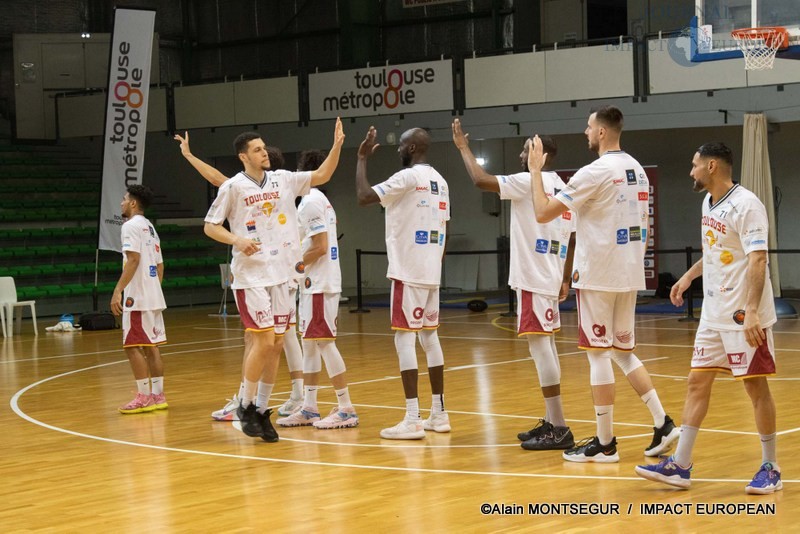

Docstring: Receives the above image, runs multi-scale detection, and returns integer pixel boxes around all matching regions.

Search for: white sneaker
[380,418,425,440]
[276,409,320,427]
[423,411,451,433]
[211,395,240,421]
[277,397,303,416]
[313,407,359,429]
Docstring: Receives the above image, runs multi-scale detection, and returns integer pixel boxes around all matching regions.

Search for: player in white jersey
[452,118,576,451]
[636,143,781,494]
[356,126,451,440]
[111,185,168,414]
[277,149,359,429]
[528,106,678,463]
[194,120,344,441]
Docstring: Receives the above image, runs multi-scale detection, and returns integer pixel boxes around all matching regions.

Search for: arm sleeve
[373,170,415,208]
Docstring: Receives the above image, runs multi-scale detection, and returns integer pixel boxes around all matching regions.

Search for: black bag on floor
[79,312,118,330]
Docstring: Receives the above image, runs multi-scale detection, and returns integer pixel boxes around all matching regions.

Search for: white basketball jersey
[298,188,341,294]
[121,214,166,311]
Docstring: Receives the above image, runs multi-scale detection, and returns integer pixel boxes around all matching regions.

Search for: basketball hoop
[731,26,789,70]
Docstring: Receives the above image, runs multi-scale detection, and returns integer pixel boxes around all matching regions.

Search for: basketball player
[356,126,451,440]
[112,185,168,414]
[277,149,359,429]
[452,119,575,450]
[636,143,781,494]
[202,119,345,441]
[527,106,679,462]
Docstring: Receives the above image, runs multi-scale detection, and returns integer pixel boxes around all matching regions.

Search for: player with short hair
[528,106,679,462]
[636,142,781,494]
[112,185,168,414]
[452,118,575,450]
[356,126,451,440]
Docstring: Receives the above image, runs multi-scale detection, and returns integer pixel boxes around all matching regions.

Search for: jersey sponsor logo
[246,220,256,232]
[416,200,429,208]
[615,330,633,344]
[148,226,155,237]
[612,178,625,185]
[629,226,641,241]
[592,324,607,338]
[310,224,325,232]
[282,241,292,248]
[413,307,424,320]
[415,230,429,244]
[616,229,628,244]
[535,239,549,254]
[295,261,305,273]
[155,244,160,253]
[642,228,647,243]
[304,277,312,289]
[415,185,430,192]
[720,250,733,264]
[750,239,766,245]
[572,270,580,283]
[549,240,560,255]
[732,309,746,325]
[626,169,637,185]
[561,212,572,220]
[439,201,447,210]
[269,249,279,256]
[430,181,439,194]
[278,213,287,225]
[256,310,269,324]
[719,285,734,294]
[149,265,157,277]
[439,233,445,246]
[559,192,574,201]
[499,176,508,184]
[244,191,280,206]
[430,230,439,243]
[125,297,134,307]
[330,246,338,260]
[701,216,726,234]
[638,192,649,201]
[727,352,747,366]
[261,202,275,217]
[560,244,567,259]
[376,185,386,196]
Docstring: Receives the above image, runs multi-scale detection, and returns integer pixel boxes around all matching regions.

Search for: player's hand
[669,276,691,307]
[558,281,570,303]
[452,118,469,150]
[743,310,766,347]
[234,237,261,256]
[110,290,123,316]
[173,131,191,157]
[527,135,548,172]
[332,117,345,148]
[358,126,380,159]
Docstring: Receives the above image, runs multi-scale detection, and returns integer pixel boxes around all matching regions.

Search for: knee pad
[318,341,347,378]
[282,324,303,372]
[611,350,643,376]
[527,335,560,387]
[418,329,444,368]
[302,339,322,374]
[394,330,418,372]
[587,351,615,386]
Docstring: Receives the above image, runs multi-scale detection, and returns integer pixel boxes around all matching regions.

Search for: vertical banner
[98,8,155,251]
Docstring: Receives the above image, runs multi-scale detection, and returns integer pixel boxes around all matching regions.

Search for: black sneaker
[521,425,575,450]
[517,419,553,441]
[238,403,265,438]
[644,415,680,457]
[260,408,279,443]
[562,436,619,463]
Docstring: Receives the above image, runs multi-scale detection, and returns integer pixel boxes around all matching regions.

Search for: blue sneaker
[635,455,692,489]
[746,462,783,495]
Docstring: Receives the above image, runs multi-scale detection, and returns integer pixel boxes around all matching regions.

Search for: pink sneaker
[313,407,359,429]
[151,393,168,410]
[119,392,156,414]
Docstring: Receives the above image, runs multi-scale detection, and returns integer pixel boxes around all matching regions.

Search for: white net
[732,28,787,70]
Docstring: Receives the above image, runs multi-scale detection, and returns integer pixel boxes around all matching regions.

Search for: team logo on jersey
[616,330,633,344]
[626,169,637,185]
[549,240,560,255]
[720,250,733,264]
[153,326,164,337]
[295,261,305,274]
[638,192,649,201]
[246,220,256,232]
[732,309,746,325]
[704,230,717,248]
[727,352,747,366]
[629,227,641,242]
[304,277,312,289]
[592,324,607,338]
[125,297,134,307]
[149,265,157,277]
[262,202,275,216]
[415,231,429,244]
[256,310,269,324]
[413,307,424,320]
[425,310,439,322]
[572,270,580,283]
[278,213,287,225]
[545,308,554,322]
[535,239,549,254]
[430,230,439,244]
[616,229,628,244]
[430,181,439,194]
[330,246,338,260]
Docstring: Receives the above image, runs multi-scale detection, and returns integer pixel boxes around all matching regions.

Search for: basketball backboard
[692,0,800,62]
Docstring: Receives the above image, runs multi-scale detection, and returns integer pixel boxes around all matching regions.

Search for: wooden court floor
[2,303,798,532]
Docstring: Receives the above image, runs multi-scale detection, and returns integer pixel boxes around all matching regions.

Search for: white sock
[256,382,274,414]
[674,425,698,467]
[431,393,445,414]
[595,404,614,445]
[237,381,245,401]
[290,378,304,401]
[136,378,150,395]
[641,389,666,428]
[150,377,163,395]
[336,387,353,410]
[760,433,778,466]
[544,395,566,427]
[243,379,258,408]
[303,386,319,412]
[405,397,420,420]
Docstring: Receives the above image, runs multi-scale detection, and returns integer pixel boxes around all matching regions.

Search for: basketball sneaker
[517,419,553,442]
[118,392,156,414]
[276,409,320,427]
[277,397,303,417]
[745,462,782,495]
[644,415,680,457]
[521,425,574,450]
[562,436,619,463]
[260,408,279,443]
[211,395,240,421]
[634,455,692,489]
[313,407,359,429]
[237,403,265,438]
[151,393,168,411]
[380,418,425,440]
[422,411,451,433]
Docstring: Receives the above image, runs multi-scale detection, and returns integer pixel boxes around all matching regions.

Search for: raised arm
[174,131,229,187]
[356,126,381,206]
[311,117,346,187]
[452,118,499,193]
[528,136,568,223]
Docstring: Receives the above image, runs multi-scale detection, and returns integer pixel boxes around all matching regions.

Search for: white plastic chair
[0,277,38,337]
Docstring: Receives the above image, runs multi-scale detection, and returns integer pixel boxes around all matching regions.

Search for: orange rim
[731,27,789,50]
